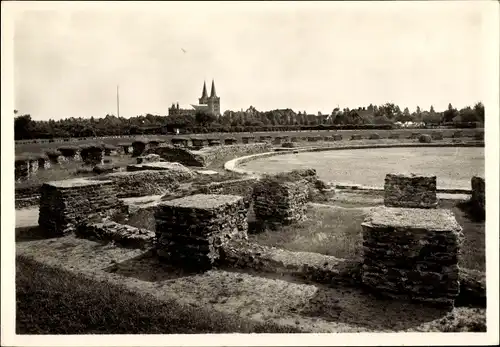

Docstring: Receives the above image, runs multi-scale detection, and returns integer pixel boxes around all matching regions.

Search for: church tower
[207,79,221,116]
[199,81,209,105]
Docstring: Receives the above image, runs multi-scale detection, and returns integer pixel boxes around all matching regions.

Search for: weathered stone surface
[252,175,309,225]
[419,134,432,143]
[194,177,258,208]
[136,153,161,164]
[171,137,190,147]
[145,145,206,166]
[191,138,207,147]
[127,162,195,179]
[384,173,438,208]
[431,132,444,140]
[220,239,362,286]
[155,194,249,270]
[38,178,122,235]
[97,170,182,198]
[361,207,463,308]
[242,136,254,144]
[76,220,155,249]
[471,176,485,216]
[93,163,119,174]
[15,185,41,209]
[224,138,238,145]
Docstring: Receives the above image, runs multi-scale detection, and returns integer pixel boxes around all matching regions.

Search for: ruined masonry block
[361,207,463,308]
[384,173,438,209]
[155,194,249,270]
[471,176,485,216]
[136,153,161,164]
[38,178,121,235]
[76,220,155,249]
[252,178,309,225]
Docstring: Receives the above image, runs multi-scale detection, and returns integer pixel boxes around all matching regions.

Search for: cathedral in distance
[168,80,220,117]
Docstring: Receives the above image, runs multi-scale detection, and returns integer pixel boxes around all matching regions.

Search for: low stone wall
[194,177,258,207]
[369,133,381,140]
[225,138,238,145]
[220,240,362,286]
[136,153,162,164]
[252,176,309,226]
[361,207,463,308]
[15,185,41,209]
[58,147,81,161]
[193,143,273,167]
[191,138,206,147]
[471,176,485,217]
[171,138,190,147]
[432,132,444,140]
[97,170,182,198]
[384,173,438,208]
[126,162,195,180]
[351,134,362,140]
[145,145,207,166]
[38,178,121,235]
[155,194,249,270]
[75,220,155,249]
[242,136,255,144]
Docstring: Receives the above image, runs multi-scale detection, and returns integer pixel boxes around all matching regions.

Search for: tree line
[14,102,484,140]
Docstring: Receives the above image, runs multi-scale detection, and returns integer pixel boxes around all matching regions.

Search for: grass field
[241,146,484,190]
[249,198,485,272]
[16,255,301,334]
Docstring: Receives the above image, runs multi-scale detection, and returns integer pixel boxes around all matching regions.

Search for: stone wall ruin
[252,175,310,226]
[155,194,249,270]
[38,178,121,235]
[361,207,463,308]
[471,176,485,217]
[384,173,438,209]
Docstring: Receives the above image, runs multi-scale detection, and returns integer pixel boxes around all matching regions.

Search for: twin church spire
[200,80,217,102]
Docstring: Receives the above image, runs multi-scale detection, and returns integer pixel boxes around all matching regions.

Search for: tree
[429,105,435,114]
[474,102,485,123]
[195,111,216,126]
[443,103,459,123]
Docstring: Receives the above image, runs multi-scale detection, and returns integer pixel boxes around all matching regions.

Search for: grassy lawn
[242,146,484,190]
[250,200,485,272]
[16,255,301,334]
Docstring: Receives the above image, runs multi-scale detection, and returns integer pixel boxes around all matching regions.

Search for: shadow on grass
[454,199,485,223]
[300,286,452,332]
[102,250,201,282]
[15,226,62,242]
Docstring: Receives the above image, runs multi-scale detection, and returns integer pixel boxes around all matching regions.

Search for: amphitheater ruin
[15,129,487,332]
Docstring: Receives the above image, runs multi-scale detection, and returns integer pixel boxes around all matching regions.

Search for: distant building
[168,80,221,117]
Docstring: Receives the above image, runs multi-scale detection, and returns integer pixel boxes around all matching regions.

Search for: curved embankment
[224,141,484,194]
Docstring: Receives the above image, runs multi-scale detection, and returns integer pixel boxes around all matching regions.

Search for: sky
[12,1,489,120]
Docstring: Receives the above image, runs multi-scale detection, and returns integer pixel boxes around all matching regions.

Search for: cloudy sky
[12,1,489,120]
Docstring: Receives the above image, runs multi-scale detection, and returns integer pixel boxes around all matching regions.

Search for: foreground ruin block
[76,220,155,249]
[38,178,121,235]
[384,173,438,208]
[471,176,485,217]
[155,194,249,270]
[361,207,463,308]
[252,176,309,225]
